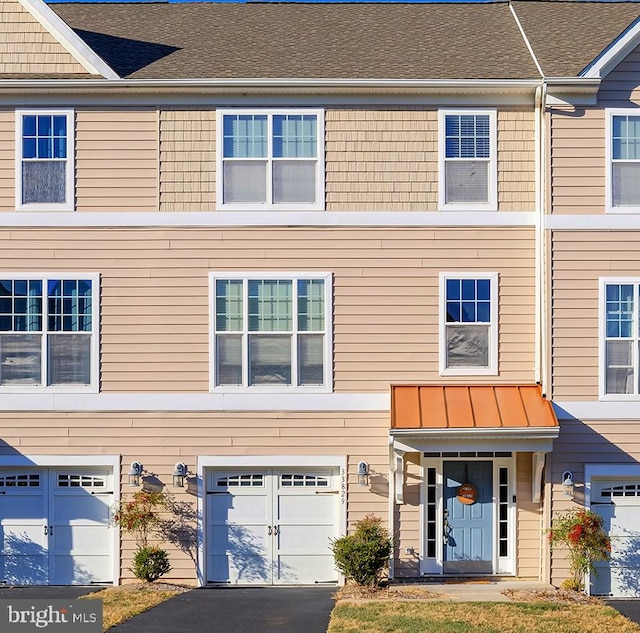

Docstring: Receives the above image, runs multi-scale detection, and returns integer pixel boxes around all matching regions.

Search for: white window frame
[439,272,498,376]
[209,271,332,392]
[0,272,99,393]
[216,108,325,212]
[15,109,75,212]
[606,109,640,213]
[438,109,497,212]
[599,277,640,400]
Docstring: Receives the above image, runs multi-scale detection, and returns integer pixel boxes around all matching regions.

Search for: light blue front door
[443,461,493,574]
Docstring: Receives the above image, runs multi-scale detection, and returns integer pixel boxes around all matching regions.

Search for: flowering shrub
[112,491,168,549]
[547,509,611,591]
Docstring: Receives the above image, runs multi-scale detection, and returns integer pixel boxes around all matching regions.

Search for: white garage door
[0,469,114,585]
[592,480,640,597]
[207,469,339,585]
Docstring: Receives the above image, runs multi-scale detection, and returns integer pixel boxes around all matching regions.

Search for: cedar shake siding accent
[156,107,535,212]
[0,0,88,76]
[0,410,389,584]
[0,226,535,393]
[550,230,640,401]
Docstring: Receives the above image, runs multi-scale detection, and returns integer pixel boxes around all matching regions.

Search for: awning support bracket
[532,451,546,504]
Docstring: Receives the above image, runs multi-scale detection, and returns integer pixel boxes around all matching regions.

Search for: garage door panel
[51,554,112,585]
[0,553,48,585]
[275,555,337,584]
[277,494,336,523]
[277,524,335,553]
[52,494,111,524]
[0,495,45,521]
[208,523,269,556]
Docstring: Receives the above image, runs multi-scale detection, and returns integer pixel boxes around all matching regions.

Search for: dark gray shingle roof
[51,1,541,80]
[512,1,640,77]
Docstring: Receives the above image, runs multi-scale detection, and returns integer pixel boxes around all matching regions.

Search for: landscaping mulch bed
[334,585,443,601]
[502,589,603,605]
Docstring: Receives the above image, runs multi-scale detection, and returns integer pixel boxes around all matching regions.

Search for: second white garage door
[592,480,640,597]
[207,468,339,585]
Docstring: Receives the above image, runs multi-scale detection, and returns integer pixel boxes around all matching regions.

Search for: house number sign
[456,483,478,505]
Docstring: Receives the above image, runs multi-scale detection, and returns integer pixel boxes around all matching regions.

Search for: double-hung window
[217,109,324,210]
[16,110,74,211]
[0,274,98,390]
[440,273,498,375]
[438,109,497,211]
[601,279,640,397]
[210,273,331,390]
[607,110,640,212]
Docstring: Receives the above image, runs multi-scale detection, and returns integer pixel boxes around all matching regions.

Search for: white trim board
[545,215,640,230]
[16,0,118,79]
[1,211,536,228]
[554,400,640,421]
[0,392,391,412]
[581,17,640,80]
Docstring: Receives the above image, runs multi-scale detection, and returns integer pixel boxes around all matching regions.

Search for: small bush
[132,546,171,582]
[331,515,393,586]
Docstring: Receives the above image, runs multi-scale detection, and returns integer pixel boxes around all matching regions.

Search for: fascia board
[16,0,119,79]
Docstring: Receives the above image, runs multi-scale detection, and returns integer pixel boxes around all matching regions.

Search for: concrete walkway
[391,580,554,602]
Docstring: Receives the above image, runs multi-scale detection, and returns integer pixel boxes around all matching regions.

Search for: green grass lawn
[328,600,640,633]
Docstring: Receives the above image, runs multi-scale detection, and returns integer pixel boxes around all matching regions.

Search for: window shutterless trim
[15,109,75,212]
[438,108,497,212]
[208,271,332,392]
[0,272,99,393]
[439,271,499,376]
[605,109,640,213]
[599,277,640,399]
[216,108,325,212]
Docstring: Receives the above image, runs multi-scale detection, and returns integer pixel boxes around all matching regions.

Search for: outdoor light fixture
[128,461,143,487]
[357,461,370,487]
[562,471,575,499]
[173,462,188,488]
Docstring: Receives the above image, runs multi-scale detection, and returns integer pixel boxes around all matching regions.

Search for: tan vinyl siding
[0,0,90,75]
[549,107,605,215]
[159,109,215,211]
[75,109,158,212]
[550,230,640,400]
[0,226,535,392]
[157,107,534,212]
[598,43,640,106]
[0,410,388,584]
[548,418,640,587]
[394,452,422,578]
[0,109,13,210]
[516,452,542,579]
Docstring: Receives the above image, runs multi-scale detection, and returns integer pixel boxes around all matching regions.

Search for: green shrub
[132,546,172,582]
[331,515,393,586]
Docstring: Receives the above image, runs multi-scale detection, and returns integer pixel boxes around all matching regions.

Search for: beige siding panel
[0,226,535,392]
[394,452,422,578]
[326,107,534,211]
[549,108,606,215]
[75,109,158,212]
[0,0,89,75]
[516,453,542,579]
[159,109,216,211]
[0,410,388,584]
[0,109,14,211]
[599,45,640,106]
[551,230,640,400]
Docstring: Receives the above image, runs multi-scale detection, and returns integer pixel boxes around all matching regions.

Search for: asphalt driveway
[109,586,335,633]
[604,600,640,626]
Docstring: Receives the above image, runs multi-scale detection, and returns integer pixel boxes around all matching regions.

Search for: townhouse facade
[0,0,639,597]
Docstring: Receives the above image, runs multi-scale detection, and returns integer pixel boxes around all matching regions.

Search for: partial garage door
[207,469,339,585]
[592,480,640,597]
[0,468,114,585]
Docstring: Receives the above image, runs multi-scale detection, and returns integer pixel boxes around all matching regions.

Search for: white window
[0,274,99,391]
[600,279,640,397]
[607,110,640,212]
[210,272,332,391]
[438,109,497,211]
[439,273,498,375]
[217,109,324,211]
[16,110,74,211]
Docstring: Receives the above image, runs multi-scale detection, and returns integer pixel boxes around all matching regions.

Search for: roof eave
[0,77,543,96]
[544,77,602,107]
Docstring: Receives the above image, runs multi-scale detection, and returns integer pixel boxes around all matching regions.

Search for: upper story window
[210,272,332,391]
[607,111,640,212]
[16,110,74,211]
[217,109,324,211]
[601,279,640,397]
[438,110,497,211]
[0,274,98,391]
[440,273,498,375]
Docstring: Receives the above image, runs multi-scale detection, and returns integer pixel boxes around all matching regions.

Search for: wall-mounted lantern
[562,471,575,499]
[173,462,188,488]
[357,461,369,487]
[128,461,143,487]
